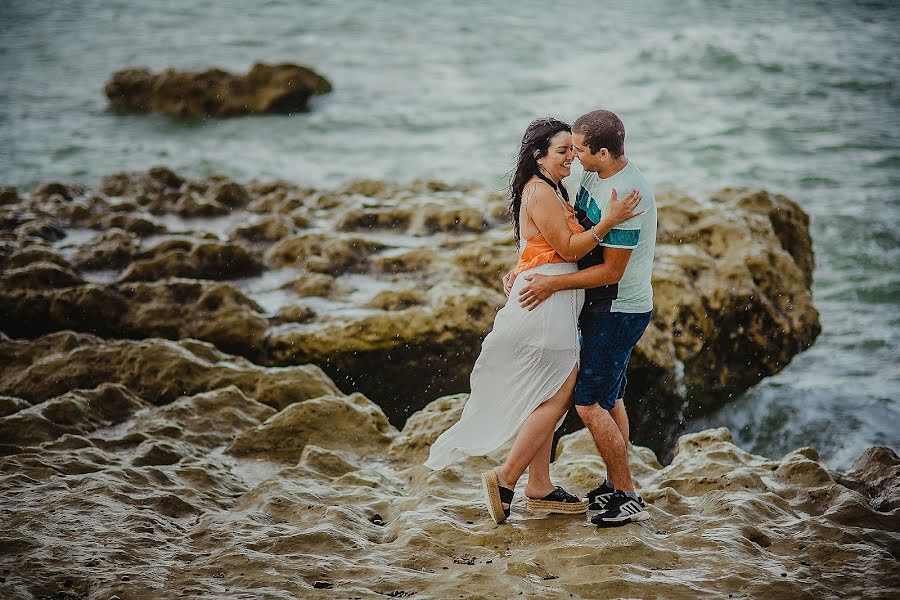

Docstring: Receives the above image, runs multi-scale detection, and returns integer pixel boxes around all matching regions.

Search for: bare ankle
[494,467,516,490]
[609,476,634,492]
[524,482,555,498]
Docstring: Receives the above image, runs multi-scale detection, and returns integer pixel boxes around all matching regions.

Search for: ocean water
[1,0,897,468]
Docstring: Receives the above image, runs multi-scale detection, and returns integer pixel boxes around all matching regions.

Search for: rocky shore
[104,63,332,117]
[1,171,896,597]
[0,333,897,598]
[0,168,820,453]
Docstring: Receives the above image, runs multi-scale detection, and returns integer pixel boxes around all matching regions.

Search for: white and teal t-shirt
[573,160,656,313]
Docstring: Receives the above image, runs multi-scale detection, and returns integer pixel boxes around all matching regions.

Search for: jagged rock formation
[104,62,332,117]
[0,364,896,599]
[0,168,820,451]
[0,332,338,411]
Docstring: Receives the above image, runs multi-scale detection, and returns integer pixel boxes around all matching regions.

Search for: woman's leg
[494,365,578,506]
[523,434,554,499]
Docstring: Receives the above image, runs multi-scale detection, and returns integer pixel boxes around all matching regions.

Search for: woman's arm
[525,184,642,262]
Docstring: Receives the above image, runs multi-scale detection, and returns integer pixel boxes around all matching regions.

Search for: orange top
[513,202,585,275]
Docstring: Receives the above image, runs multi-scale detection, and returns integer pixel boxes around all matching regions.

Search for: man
[518,109,656,525]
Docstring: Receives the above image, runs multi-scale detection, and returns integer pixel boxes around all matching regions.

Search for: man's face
[572,133,603,173]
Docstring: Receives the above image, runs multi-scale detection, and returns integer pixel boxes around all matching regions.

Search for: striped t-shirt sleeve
[601,211,644,249]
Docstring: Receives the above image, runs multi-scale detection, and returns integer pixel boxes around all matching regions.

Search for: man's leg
[575,310,633,491]
[576,403,633,491]
[576,311,652,524]
[609,398,629,444]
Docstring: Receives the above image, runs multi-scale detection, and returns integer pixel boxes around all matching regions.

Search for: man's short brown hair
[573,110,625,157]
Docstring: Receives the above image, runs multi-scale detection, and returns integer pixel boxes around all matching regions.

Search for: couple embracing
[425,110,657,527]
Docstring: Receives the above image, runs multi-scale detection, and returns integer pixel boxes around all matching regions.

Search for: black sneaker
[583,479,615,511]
[590,491,649,525]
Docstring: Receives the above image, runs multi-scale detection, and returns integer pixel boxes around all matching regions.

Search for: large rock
[1,380,896,599]
[0,332,339,410]
[266,232,386,274]
[0,260,84,289]
[651,188,820,406]
[119,238,264,282]
[0,170,820,455]
[387,393,467,464]
[0,281,269,357]
[0,380,280,597]
[72,228,141,270]
[104,62,332,118]
[266,290,503,424]
[0,383,148,449]
[264,185,821,454]
[837,446,900,513]
[614,188,822,452]
[99,170,254,216]
[0,246,72,271]
[227,393,397,462]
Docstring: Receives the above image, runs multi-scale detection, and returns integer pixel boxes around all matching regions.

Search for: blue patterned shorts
[575,305,652,410]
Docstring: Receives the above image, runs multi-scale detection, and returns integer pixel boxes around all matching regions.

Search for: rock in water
[104,62,332,117]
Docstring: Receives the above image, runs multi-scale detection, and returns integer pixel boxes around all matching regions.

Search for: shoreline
[0,168,895,597]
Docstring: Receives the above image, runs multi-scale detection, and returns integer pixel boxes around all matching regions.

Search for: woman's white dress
[425,261,585,470]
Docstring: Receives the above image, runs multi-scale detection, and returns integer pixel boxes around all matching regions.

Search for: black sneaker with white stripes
[583,479,615,511]
[590,490,649,525]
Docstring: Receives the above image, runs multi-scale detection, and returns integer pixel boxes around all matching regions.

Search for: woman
[424,117,642,524]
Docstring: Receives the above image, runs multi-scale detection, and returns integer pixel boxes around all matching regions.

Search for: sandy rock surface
[104,62,332,117]
[0,332,338,411]
[1,368,896,599]
[0,169,819,452]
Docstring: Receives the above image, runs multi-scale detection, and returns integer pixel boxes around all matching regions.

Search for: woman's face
[539,131,574,182]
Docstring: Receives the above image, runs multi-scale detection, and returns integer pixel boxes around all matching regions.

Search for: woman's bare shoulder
[522,178,558,207]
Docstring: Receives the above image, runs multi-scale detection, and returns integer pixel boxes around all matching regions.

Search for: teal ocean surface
[1,0,897,467]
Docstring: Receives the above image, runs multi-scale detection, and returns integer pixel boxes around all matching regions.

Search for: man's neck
[597,156,628,179]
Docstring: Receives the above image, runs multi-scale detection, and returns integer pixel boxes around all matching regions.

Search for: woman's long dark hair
[508,117,571,248]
